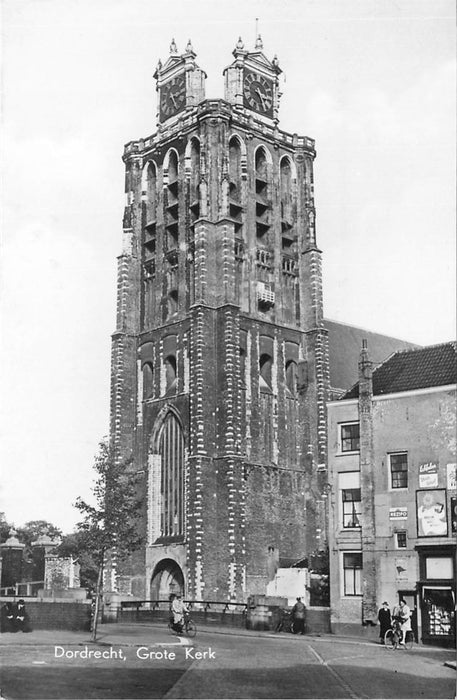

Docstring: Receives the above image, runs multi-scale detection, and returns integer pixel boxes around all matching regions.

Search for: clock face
[160,75,186,121]
[243,71,273,116]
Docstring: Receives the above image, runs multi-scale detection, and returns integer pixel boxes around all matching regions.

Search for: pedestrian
[168,593,176,627]
[291,597,306,635]
[14,599,32,633]
[395,599,411,645]
[377,601,391,643]
[1,602,16,633]
[171,593,187,634]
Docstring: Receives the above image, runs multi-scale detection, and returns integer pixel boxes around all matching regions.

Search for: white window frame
[388,451,408,491]
[338,471,361,530]
[339,421,360,454]
[341,550,363,597]
[395,530,407,549]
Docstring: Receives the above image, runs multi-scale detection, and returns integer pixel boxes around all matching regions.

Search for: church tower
[110,37,330,600]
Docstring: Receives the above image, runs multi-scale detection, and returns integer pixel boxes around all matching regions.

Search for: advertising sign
[389,508,407,520]
[447,464,456,491]
[419,463,438,488]
[416,489,448,537]
[451,497,457,535]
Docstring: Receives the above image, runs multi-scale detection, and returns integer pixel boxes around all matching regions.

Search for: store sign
[416,489,448,537]
[451,497,457,535]
[419,462,438,488]
[389,508,407,520]
[447,463,456,491]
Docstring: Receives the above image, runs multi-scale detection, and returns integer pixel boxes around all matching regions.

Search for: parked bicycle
[168,610,197,638]
[274,608,295,634]
[384,619,413,650]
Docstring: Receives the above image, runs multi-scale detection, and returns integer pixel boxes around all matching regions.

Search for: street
[0,623,455,699]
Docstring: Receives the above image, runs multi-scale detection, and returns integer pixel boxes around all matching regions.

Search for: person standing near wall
[377,601,391,643]
[292,597,306,635]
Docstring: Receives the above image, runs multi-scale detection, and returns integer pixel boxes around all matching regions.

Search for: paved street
[0,623,455,699]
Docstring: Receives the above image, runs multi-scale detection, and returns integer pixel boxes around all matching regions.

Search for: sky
[0,0,455,534]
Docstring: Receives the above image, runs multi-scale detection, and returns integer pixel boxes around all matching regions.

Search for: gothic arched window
[165,354,177,394]
[144,161,157,224]
[142,362,154,399]
[259,353,272,390]
[285,359,297,395]
[159,412,185,538]
[229,137,242,201]
[280,156,292,223]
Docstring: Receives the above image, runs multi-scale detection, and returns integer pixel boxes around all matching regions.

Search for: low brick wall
[118,605,330,634]
[118,607,246,628]
[0,598,91,631]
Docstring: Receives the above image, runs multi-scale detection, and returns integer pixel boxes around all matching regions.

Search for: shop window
[342,489,361,528]
[395,531,407,549]
[389,452,408,489]
[343,552,362,596]
[422,587,455,638]
[340,422,360,452]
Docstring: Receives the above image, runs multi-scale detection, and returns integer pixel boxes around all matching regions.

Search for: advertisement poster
[419,463,438,488]
[451,497,457,535]
[446,463,456,491]
[416,490,448,537]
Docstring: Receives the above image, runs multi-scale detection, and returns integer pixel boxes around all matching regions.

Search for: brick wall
[0,599,91,631]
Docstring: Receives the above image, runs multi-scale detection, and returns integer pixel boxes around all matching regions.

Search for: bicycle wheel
[185,619,197,638]
[384,629,397,649]
[168,621,175,635]
[404,631,413,650]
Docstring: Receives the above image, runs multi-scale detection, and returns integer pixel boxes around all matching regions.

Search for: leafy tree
[16,520,62,547]
[74,439,143,641]
[0,513,12,543]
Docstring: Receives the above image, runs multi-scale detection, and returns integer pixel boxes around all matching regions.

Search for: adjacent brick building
[327,341,456,646]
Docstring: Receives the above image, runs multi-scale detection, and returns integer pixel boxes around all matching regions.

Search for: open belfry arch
[109,36,330,601]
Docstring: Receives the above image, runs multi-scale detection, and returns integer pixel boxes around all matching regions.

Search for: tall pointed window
[159,413,185,538]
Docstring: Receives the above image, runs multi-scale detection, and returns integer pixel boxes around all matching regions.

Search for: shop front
[416,545,456,647]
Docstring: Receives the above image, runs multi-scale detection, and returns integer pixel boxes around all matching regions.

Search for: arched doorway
[150,559,184,599]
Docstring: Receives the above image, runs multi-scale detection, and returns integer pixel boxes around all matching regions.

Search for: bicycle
[274,609,295,634]
[168,611,197,638]
[384,620,413,650]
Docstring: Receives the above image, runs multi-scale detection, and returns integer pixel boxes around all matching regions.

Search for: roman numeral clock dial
[160,75,186,121]
[243,71,273,116]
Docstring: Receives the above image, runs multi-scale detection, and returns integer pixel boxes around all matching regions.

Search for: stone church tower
[110,37,330,601]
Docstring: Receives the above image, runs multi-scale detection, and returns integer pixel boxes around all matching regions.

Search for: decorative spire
[255,33,263,50]
[170,38,178,54]
[156,58,162,72]
[236,36,244,50]
[272,54,279,67]
[186,39,194,53]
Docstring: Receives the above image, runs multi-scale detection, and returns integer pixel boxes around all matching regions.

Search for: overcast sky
[1,0,455,534]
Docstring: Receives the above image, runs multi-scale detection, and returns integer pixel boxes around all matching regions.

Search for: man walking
[292,597,306,635]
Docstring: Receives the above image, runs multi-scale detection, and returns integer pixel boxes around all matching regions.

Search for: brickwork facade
[108,39,330,602]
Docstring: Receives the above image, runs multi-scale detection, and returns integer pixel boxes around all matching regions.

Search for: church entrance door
[150,558,184,600]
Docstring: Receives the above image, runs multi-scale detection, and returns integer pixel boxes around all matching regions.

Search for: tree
[74,439,143,641]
